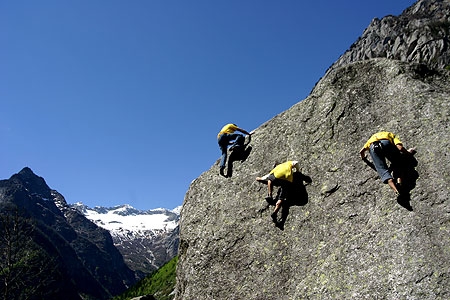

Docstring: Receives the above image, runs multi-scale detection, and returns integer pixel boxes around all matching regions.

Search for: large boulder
[175,58,450,299]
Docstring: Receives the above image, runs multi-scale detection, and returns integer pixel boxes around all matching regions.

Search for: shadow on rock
[262,172,312,230]
[392,153,419,211]
[363,152,418,211]
[226,145,252,178]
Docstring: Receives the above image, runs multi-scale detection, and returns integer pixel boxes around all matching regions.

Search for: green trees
[0,209,59,300]
[114,256,178,300]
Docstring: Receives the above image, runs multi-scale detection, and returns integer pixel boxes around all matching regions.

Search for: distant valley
[73,203,180,278]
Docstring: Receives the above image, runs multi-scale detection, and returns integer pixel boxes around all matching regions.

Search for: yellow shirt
[217,124,238,138]
[362,132,402,150]
[270,161,298,182]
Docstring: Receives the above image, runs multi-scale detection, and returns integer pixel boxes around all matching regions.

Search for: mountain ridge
[0,167,137,299]
[0,167,181,298]
[329,0,450,72]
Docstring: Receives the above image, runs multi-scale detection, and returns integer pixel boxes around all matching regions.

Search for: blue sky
[1,0,416,210]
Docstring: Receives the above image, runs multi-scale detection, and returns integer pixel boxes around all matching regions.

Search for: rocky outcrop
[330,0,450,72]
[175,60,450,299]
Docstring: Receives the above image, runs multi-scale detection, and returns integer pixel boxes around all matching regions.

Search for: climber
[256,160,300,223]
[217,123,251,177]
[359,131,416,195]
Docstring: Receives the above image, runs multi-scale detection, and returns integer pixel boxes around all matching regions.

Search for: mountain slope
[175,1,450,299]
[114,256,177,300]
[74,203,180,278]
[0,168,137,299]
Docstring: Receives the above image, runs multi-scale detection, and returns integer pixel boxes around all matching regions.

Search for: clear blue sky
[1,0,416,210]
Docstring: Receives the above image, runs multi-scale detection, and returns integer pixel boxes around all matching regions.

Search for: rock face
[175,1,450,298]
[330,0,450,71]
[176,59,450,300]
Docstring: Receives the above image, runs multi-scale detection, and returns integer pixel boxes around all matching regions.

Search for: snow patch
[83,205,179,234]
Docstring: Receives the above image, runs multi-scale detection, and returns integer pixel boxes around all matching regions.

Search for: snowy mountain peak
[72,203,180,237]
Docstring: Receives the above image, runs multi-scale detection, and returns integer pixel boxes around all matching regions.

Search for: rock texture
[175,1,450,299]
[176,58,450,300]
[330,0,450,72]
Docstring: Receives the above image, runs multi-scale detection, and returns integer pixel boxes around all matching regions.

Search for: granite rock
[175,59,450,299]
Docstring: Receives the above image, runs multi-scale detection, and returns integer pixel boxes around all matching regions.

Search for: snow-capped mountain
[72,202,181,278]
[74,203,180,236]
